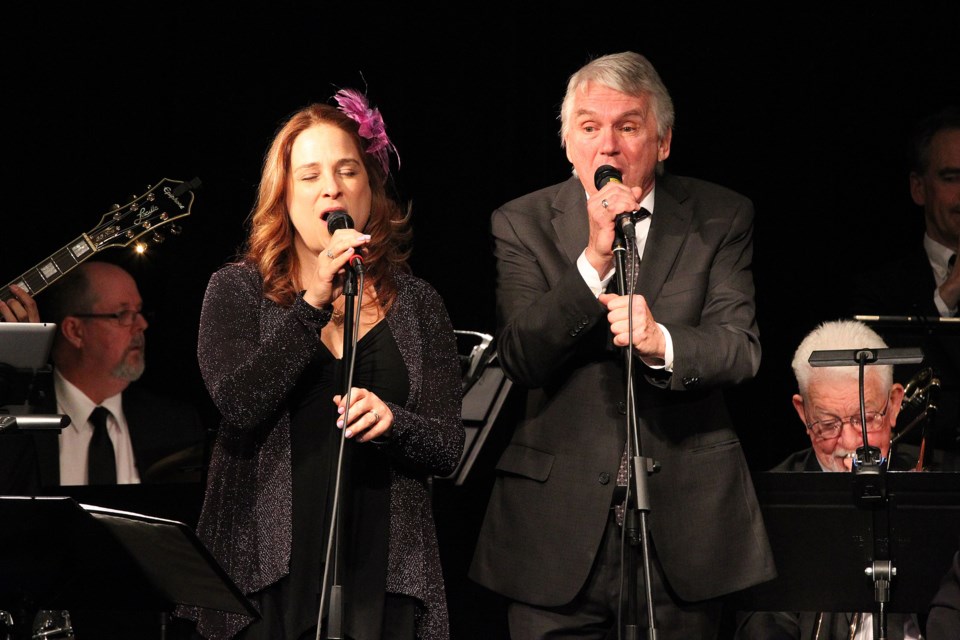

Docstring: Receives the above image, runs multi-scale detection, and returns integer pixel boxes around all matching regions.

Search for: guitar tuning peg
[168,224,182,236]
[151,231,165,244]
[112,204,121,210]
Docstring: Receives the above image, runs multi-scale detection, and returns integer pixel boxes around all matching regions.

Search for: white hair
[559,51,675,146]
[791,319,893,396]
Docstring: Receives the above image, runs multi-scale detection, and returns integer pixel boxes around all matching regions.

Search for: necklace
[329,292,381,328]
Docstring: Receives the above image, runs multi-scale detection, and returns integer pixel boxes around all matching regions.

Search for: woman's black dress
[239,321,409,640]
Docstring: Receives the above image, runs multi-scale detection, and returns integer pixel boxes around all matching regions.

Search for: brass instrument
[890,367,941,471]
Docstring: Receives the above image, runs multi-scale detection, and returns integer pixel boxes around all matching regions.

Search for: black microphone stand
[316,264,364,640]
[613,212,660,640]
[851,349,890,640]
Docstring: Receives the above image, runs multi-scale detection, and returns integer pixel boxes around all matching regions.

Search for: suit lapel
[637,175,691,307]
[551,178,590,266]
[546,174,694,307]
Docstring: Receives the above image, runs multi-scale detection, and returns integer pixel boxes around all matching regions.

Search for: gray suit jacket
[469,173,776,605]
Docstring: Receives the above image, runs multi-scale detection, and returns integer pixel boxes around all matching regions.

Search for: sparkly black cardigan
[182,262,464,640]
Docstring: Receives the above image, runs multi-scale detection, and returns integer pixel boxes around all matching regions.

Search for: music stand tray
[438,359,513,486]
[0,496,254,619]
[728,471,960,613]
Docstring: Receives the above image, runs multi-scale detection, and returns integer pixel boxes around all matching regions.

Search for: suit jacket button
[598,472,611,485]
[617,402,626,415]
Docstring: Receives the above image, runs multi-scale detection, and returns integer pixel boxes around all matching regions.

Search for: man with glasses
[778,320,906,474]
[0,262,208,639]
[25,260,205,487]
[735,319,958,639]
[773,319,958,475]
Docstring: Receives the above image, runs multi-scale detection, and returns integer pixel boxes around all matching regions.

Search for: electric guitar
[1,177,200,306]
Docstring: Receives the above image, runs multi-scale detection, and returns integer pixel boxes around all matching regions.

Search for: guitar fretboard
[1,177,200,308]
[1,236,95,303]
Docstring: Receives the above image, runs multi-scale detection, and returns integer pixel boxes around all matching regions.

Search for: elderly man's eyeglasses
[805,399,890,440]
[72,310,150,327]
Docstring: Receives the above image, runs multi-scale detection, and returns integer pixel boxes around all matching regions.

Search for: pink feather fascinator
[333,88,400,176]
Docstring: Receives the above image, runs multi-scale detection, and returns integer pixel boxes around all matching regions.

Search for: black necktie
[88,406,116,485]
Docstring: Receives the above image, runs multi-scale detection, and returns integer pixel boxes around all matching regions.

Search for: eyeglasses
[71,310,151,327]
[805,399,890,440]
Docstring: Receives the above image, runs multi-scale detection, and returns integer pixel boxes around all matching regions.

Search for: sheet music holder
[36,482,206,531]
[441,355,513,486]
[727,471,960,613]
[0,496,255,627]
[437,331,515,486]
[855,314,960,331]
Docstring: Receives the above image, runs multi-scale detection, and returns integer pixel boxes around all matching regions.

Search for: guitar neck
[1,235,96,304]
[1,177,200,308]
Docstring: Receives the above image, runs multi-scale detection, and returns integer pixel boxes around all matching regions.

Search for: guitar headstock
[87,177,201,251]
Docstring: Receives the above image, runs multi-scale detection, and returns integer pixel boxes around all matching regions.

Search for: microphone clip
[615,212,637,241]
[615,208,650,242]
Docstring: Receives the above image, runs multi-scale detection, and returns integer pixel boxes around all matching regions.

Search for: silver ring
[371,410,381,423]
[326,249,335,259]
[601,198,609,209]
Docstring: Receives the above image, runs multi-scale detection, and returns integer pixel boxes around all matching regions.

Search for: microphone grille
[594,165,622,190]
[325,210,354,233]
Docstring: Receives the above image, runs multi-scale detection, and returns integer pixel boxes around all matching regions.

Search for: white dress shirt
[54,369,141,485]
[578,187,675,371]
[925,233,958,317]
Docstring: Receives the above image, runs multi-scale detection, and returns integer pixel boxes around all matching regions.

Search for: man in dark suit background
[0,261,208,639]
[41,260,205,486]
[1,261,205,490]
[848,106,960,453]
[469,51,775,639]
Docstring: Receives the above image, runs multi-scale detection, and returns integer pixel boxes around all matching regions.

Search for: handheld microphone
[594,164,623,190]
[593,165,636,240]
[324,210,364,272]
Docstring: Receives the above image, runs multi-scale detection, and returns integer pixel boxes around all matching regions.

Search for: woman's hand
[333,387,393,442]
[303,230,371,309]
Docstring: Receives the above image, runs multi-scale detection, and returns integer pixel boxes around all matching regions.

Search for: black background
[3,3,959,635]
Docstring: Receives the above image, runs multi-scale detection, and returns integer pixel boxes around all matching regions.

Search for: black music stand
[437,331,515,486]
[0,496,255,639]
[443,355,513,486]
[726,346,936,638]
[728,471,960,613]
